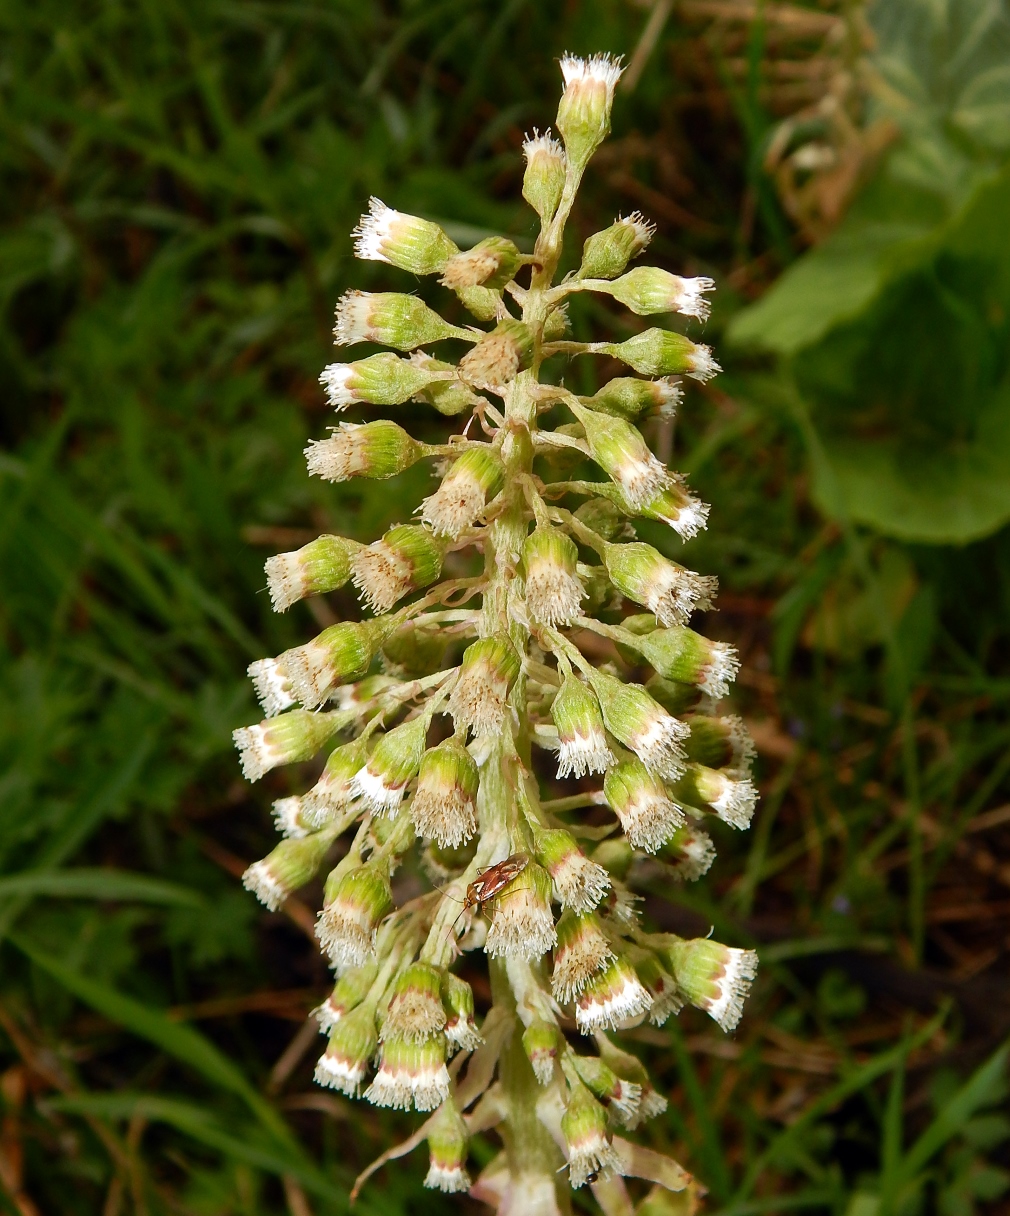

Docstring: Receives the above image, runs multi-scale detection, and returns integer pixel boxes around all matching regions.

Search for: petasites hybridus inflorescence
[236,52,758,1215]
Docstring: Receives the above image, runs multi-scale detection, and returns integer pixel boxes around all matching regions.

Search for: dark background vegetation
[1,1,1009,1213]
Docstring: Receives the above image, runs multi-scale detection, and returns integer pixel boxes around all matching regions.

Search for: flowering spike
[235,56,760,1206]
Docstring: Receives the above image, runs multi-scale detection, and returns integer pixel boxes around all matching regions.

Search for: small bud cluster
[235,53,757,1209]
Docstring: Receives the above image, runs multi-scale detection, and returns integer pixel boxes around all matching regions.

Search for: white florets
[365,1058,449,1113]
[264,554,304,613]
[424,1163,471,1194]
[703,948,759,1032]
[351,541,412,614]
[616,788,685,853]
[232,724,276,783]
[332,290,374,346]
[557,729,613,780]
[241,860,287,912]
[575,970,652,1032]
[686,343,722,382]
[315,903,376,969]
[560,52,625,94]
[314,1052,367,1097]
[247,657,294,718]
[485,889,557,961]
[614,451,672,511]
[700,642,740,700]
[676,276,715,322]
[272,796,307,838]
[352,197,396,264]
[411,789,477,849]
[523,129,565,163]
[525,565,585,628]
[567,1133,624,1190]
[632,713,689,781]
[349,765,405,816]
[319,362,356,409]
[710,775,758,830]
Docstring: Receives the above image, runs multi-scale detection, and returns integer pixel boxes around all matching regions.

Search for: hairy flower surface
[234,53,759,1211]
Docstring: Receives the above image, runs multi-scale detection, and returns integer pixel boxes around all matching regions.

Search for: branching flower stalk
[236,53,758,1214]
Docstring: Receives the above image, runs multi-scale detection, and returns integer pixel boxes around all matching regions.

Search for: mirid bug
[443,853,529,942]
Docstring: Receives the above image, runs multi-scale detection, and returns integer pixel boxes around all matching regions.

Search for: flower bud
[242,830,333,912]
[233,709,343,782]
[684,714,755,773]
[663,938,758,1032]
[644,673,702,717]
[314,1002,378,1096]
[659,824,716,881]
[441,972,483,1051]
[485,861,556,960]
[578,212,654,280]
[420,446,505,538]
[523,130,566,220]
[279,618,391,710]
[523,526,584,627]
[543,302,570,341]
[365,1032,449,1111]
[561,1081,624,1188]
[380,620,448,678]
[603,757,686,853]
[632,627,740,699]
[552,910,613,1003]
[411,740,479,848]
[575,956,652,1033]
[556,53,624,171]
[352,197,459,275]
[447,633,521,737]
[319,352,442,412]
[441,237,523,291]
[536,828,610,914]
[569,1053,642,1127]
[301,735,371,827]
[453,284,503,322]
[458,319,534,390]
[522,1017,563,1084]
[333,289,466,350]
[351,524,445,614]
[573,496,627,541]
[315,960,378,1032]
[350,714,428,815]
[382,961,447,1043]
[670,762,758,829]
[247,656,295,718]
[409,353,485,415]
[568,403,671,510]
[424,1096,471,1193]
[583,375,681,422]
[589,670,688,780]
[603,541,718,627]
[607,267,715,321]
[305,419,426,483]
[601,328,720,381]
[550,674,612,780]
[264,535,360,612]
[315,861,393,968]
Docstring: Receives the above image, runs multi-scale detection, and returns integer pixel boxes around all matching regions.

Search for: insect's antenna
[442,904,471,946]
[429,880,464,905]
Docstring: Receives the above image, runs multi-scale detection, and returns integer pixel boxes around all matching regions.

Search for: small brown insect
[443,853,529,942]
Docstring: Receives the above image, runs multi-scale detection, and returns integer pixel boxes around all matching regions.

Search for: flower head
[552,910,613,1003]
[561,1081,624,1188]
[233,709,342,782]
[551,673,613,779]
[441,972,483,1052]
[314,961,378,1033]
[315,862,393,968]
[382,962,447,1043]
[556,53,625,169]
[590,670,688,781]
[522,130,566,219]
[352,197,459,275]
[575,956,652,1032]
[424,1096,471,1193]
[603,756,685,852]
[265,535,359,612]
[485,861,557,960]
[448,633,521,737]
[241,831,333,912]
[411,740,479,848]
[314,1002,378,1096]
[664,939,758,1032]
[420,446,504,538]
[365,1033,449,1112]
[305,419,425,483]
[536,829,610,913]
[579,212,655,280]
[523,525,585,627]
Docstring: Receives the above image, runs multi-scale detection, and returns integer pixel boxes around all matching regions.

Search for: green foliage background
[1,1,1008,1214]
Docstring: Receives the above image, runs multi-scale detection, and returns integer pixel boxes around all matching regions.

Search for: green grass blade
[0,869,205,906]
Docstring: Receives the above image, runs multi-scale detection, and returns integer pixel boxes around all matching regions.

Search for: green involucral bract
[234,52,759,1210]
